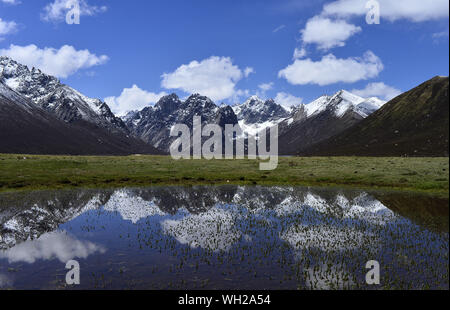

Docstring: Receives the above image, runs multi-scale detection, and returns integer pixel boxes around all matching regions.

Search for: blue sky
[0,0,448,115]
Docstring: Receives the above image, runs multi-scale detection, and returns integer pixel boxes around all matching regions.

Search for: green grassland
[0,154,448,196]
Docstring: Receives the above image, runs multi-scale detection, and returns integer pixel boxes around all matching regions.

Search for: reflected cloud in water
[0,230,105,264]
[0,186,448,290]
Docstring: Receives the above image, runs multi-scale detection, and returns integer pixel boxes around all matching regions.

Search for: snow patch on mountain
[0,56,127,132]
[355,97,386,117]
[232,96,290,135]
[298,90,385,119]
[104,190,166,224]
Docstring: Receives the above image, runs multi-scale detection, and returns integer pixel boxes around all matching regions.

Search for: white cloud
[161,56,246,102]
[244,66,254,77]
[0,18,18,38]
[278,51,383,86]
[351,82,402,101]
[230,89,250,104]
[301,16,361,50]
[293,47,307,60]
[323,0,449,22]
[41,0,107,23]
[275,92,303,110]
[1,0,20,4]
[432,29,449,42]
[0,44,109,78]
[0,231,105,264]
[258,82,274,91]
[105,85,167,116]
[273,25,286,33]
[256,82,274,98]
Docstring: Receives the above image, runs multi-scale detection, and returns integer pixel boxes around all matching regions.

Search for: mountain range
[300,76,449,156]
[0,56,162,155]
[278,90,385,154]
[0,56,447,157]
[0,186,394,250]
[123,87,386,154]
[122,93,238,152]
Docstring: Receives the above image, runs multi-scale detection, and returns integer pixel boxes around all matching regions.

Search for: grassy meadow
[0,154,448,196]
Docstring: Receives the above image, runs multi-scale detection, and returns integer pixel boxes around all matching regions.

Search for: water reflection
[0,231,105,264]
[0,186,448,290]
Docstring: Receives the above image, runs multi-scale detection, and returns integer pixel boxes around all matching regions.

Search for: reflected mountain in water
[0,190,110,250]
[1,186,447,251]
[0,186,448,290]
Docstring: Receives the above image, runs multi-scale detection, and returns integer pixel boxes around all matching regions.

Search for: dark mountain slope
[124,93,239,153]
[278,107,364,155]
[301,76,449,156]
[0,82,163,155]
[278,91,374,155]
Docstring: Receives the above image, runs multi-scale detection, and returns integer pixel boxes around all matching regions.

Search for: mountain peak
[233,95,290,131]
[242,95,264,106]
[302,90,384,119]
[300,76,449,156]
[333,90,364,104]
[184,94,216,108]
[0,56,128,133]
[155,93,181,114]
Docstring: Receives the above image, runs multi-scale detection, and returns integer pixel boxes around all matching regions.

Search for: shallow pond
[0,186,448,290]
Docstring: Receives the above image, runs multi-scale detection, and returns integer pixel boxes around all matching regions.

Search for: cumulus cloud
[351,82,402,101]
[105,85,167,116]
[275,92,303,110]
[0,18,18,38]
[244,67,255,77]
[41,0,107,23]
[1,0,20,4]
[293,47,307,60]
[230,89,250,104]
[0,231,105,264]
[322,0,449,22]
[301,16,361,50]
[256,82,274,98]
[161,56,246,102]
[258,82,274,92]
[278,51,383,86]
[0,44,109,78]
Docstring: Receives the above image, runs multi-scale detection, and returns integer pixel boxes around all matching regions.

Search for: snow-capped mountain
[0,185,396,251]
[355,97,386,117]
[0,57,163,155]
[124,93,239,152]
[0,56,127,133]
[0,189,111,250]
[0,56,389,155]
[232,96,290,136]
[300,76,449,157]
[122,89,385,154]
[286,90,385,123]
[278,90,385,155]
